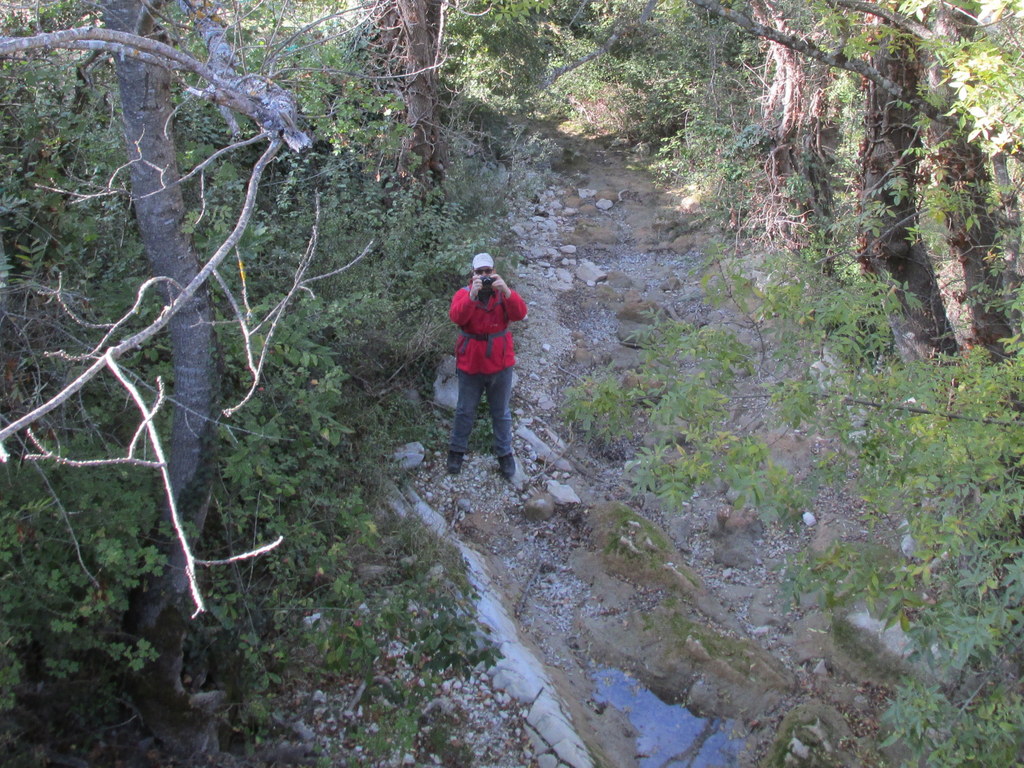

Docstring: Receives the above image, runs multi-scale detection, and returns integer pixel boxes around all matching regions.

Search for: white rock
[547,480,581,506]
[392,441,425,469]
[516,426,573,471]
[559,244,578,254]
[802,511,817,527]
[553,736,594,768]
[433,356,459,410]
[901,533,916,558]
[578,187,597,198]
[789,737,810,760]
[595,198,614,211]
[576,261,607,284]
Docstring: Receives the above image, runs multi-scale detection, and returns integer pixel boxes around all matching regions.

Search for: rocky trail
[388,129,907,768]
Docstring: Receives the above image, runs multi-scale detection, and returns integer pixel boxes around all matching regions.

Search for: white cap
[472,252,494,270]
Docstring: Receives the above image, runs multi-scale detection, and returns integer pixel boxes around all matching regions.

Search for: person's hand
[490,274,512,298]
[469,275,483,300]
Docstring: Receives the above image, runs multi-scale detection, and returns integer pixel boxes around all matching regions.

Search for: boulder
[392,442,425,470]
[523,494,557,522]
[576,260,607,285]
[433,356,459,409]
[547,480,581,506]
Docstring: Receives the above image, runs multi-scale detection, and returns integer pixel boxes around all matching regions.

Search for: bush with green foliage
[695,245,1024,765]
[0,14,535,757]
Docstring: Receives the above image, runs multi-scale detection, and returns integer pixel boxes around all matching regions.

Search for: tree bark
[928,6,1015,358]
[859,25,957,360]
[104,0,222,753]
[752,0,837,253]
[375,0,449,185]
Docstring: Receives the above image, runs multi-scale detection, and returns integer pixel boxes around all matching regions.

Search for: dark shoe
[498,453,516,481]
[447,450,464,475]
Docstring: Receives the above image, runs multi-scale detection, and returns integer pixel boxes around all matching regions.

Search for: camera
[479,275,496,287]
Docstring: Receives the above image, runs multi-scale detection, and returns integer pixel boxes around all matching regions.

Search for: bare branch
[196,535,284,567]
[221,195,320,417]
[25,427,164,468]
[103,358,207,616]
[543,0,660,88]
[0,27,312,149]
[0,139,283,461]
[824,0,934,40]
[299,237,374,287]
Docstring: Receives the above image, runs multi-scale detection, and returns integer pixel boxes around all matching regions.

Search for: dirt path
[413,128,890,767]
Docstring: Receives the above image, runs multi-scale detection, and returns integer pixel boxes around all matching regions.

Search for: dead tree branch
[0,139,283,461]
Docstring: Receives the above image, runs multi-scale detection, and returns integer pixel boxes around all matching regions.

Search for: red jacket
[450,284,528,374]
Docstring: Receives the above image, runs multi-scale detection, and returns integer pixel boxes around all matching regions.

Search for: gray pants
[449,367,514,456]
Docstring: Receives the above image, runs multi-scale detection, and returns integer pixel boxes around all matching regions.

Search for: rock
[581,603,794,721]
[789,612,833,665]
[768,701,857,767]
[660,276,683,291]
[578,187,597,198]
[516,425,573,471]
[523,494,557,522]
[670,234,694,253]
[393,441,425,469]
[433,356,459,409]
[546,480,581,506]
[595,198,614,211]
[534,392,557,410]
[575,260,607,284]
[565,220,618,245]
[615,299,662,324]
[559,244,578,254]
[605,270,641,291]
[616,320,653,348]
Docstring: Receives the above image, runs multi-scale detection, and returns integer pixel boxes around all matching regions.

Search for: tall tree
[103,0,223,750]
[682,0,1020,357]
[0,0,308,752]
[859,21,958,359]
[752,0,838,252]
[926,3,1016,357]
[372,0,450,185]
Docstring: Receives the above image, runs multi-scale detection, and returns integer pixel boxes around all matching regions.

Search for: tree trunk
[104,0,222,754]
[928,7,1014,358]
[752,0,836,254]
[859,26,957,360]
[376,0,449,185]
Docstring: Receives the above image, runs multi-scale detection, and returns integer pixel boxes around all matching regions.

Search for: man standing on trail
[447,252,528,481]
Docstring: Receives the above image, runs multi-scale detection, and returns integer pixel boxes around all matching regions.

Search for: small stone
[523,494,557,522]
[789,737,810,760]
[595,198,614,211]
[391,444,423,468]
[802,511,817,526]
[546,480,581,506]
